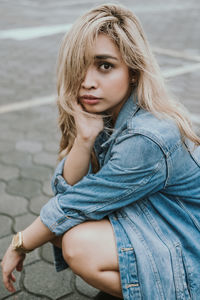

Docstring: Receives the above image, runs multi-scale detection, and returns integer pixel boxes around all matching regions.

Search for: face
[78,34,131,120]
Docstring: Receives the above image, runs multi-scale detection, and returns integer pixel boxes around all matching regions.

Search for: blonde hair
[57,3,200,161]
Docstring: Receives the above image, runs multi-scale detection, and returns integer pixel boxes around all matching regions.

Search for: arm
[1,103,103,293]
[50,104,103,247]
[41,133,167,235]
[62,136,95,185]
[63,102,103,185]
[49,136,95,249]
[1,217,54,293]
[1,133,166,292]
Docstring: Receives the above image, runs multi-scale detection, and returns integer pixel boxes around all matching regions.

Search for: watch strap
[12,232,32,254]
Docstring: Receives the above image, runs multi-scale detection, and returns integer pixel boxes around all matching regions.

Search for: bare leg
[62,219,123,299]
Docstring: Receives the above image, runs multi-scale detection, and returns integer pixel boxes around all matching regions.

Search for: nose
[81,66,98,90]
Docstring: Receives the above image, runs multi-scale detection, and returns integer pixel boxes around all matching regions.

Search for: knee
[61,226,90,275]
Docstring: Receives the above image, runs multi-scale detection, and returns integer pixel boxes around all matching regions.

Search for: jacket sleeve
[40,133,167,235]
[51,157,67,196]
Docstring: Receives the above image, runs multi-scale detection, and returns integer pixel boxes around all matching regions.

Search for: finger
[3,273,16,293]
[10,273,16,282]
[7,280,16,293]
[72,100,83,111]
[16,260,23,272]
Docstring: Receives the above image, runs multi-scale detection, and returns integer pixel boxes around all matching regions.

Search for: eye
[98,62,114,71]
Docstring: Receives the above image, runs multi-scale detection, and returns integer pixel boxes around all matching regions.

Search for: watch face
[12,233,21,249]
[12,232,31,254]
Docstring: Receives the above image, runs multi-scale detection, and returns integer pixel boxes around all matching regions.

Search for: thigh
[62,218,119,272]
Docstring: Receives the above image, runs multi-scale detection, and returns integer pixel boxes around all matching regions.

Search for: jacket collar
[98,91,139,149]
[114,91,139,130]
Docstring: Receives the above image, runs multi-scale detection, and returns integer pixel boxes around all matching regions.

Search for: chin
[83,104,104,114]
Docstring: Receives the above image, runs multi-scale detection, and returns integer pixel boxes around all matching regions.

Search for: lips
[80,95,102,105]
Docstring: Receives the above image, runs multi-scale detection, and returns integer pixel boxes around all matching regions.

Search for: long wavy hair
[56,3,200,164]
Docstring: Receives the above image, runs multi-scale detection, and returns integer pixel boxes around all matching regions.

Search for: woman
[1,3,200,300]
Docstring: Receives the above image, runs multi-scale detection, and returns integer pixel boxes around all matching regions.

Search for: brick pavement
[0,0,199,299]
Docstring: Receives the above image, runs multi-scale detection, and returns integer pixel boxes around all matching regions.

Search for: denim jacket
[40,94,200,300]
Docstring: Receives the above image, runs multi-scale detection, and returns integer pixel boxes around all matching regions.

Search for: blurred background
[0,0,199,299]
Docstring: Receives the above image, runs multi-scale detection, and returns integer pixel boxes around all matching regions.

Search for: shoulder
[126,108,182,155]
[112,131,166,170]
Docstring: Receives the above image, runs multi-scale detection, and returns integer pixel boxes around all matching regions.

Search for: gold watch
[11,232,32,254]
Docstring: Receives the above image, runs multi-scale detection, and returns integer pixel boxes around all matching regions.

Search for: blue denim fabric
[40,93,200,300]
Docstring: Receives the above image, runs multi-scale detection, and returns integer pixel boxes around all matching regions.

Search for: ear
[129,69,136,81]
[130,76,136,86]
[130,69,139,86]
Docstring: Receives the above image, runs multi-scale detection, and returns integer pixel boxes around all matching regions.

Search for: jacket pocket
[184,140,200,167]
[175,244,191,299]
[120,246,142,300]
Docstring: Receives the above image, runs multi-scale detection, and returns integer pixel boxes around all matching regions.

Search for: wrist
[75,135,96,150]
[11,232,33,254]
[9,244,25,257]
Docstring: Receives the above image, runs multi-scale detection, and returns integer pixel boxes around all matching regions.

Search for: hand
[1,244,26,293]
[73,101,104,141]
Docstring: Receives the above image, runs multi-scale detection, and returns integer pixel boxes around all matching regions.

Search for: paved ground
[0,0,199,299]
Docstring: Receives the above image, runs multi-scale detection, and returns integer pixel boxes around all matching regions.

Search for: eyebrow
[94,55,118,61]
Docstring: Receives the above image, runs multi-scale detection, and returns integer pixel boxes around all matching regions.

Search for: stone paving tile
[0,215,13,237]
[31,104,58,117]
[155,54,194,72]
[29,194,49,215]
[0,151,33,169]
[0,129,25,143]
[0,182,6,194]
[167,71,200,115]
[23,249,41,267]
[24,105,58,126]
[42,180,53,197]
[0,164,19,181]
[20,165,53,182]
[14,213,37,233]
[0,141,15,154]
[43,141,59,154]
[6,178,41,199]
[40,243,54,265]
[0,270,21,299]
[0,40,58,106]
[0,113,20,123]
[0,194,27,216]
[0,0,85,30]
[75,277,99,298]
[9,115,52,132]
[139,7,200,52]
[15,140,43,154]
[23,261,73,299]
[0,122,9,134]
[0,235,11,258]
[33,152,57,168]
[64,294,92,300]
[4,292,50,300]
[25,130,54,143]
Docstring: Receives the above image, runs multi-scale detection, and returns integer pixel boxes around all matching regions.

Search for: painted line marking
[152,47,200,62]
[163,63,200,78]
[46,0,99,6]
[0,24,72,40]
[0,94,199,126]
[0,61,200,115]
[0,95,56,114]
[134,4,200,13]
